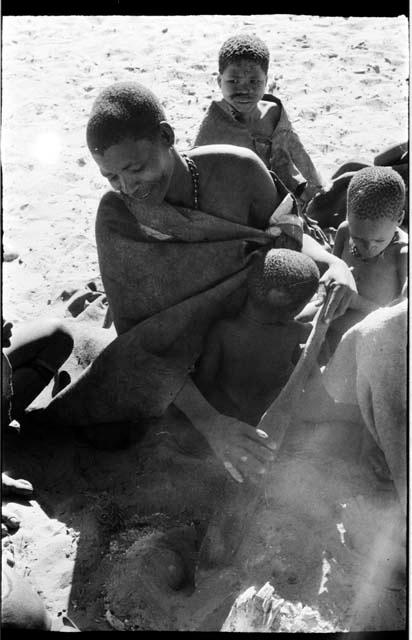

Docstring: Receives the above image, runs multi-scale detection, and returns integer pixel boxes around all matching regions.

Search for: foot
[2,507,21,537]
[2,473,33,497]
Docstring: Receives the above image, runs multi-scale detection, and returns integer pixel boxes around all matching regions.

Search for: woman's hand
[203,414,277,484]
[319,259,357,322]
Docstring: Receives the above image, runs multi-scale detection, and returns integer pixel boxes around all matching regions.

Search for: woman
[25,82,356,483]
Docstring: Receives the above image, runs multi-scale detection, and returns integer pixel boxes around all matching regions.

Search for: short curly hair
[347,166,405,221]
[218,33,270,75]
[247,248,320,311]
[86,81,166,155]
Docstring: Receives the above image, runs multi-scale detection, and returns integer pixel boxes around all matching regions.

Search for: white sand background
[1,13,409,632]
[2,14,408,324]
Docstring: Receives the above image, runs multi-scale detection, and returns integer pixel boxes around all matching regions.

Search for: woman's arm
[174,375,277,484]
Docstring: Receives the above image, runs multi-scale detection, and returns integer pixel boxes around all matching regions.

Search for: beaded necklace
[181,153,200,210]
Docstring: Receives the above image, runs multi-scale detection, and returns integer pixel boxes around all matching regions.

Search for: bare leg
[5,318,73,419]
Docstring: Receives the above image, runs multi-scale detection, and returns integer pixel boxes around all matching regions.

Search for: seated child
[327,166,408,352]
[194,248,321,427]
[194,33,324,202]
[2,317,78,631]
[2,317,74,424]
[2,317,73,532]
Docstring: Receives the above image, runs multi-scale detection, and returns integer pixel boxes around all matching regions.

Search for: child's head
[247,248,320,314]
[347,166,405,259]
[217,34,269,114]
[86,82,175,204]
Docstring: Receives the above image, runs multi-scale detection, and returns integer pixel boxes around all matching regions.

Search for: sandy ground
[1,14,408,632]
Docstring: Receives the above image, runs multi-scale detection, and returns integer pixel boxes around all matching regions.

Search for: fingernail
[268,442,278,450]
[256,429,268,438]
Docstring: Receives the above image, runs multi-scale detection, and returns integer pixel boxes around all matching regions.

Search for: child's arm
[332,221,348,259]
[301,234,358,321]
[397,244,408,296]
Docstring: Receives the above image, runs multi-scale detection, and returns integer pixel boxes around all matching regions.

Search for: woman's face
[93,127,175,206]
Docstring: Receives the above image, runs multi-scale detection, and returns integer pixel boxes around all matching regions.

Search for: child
[2,318,79,631]
[327,166,408,351]
[2,317,74,424]
[194,33,324,202]
[194,248,321,428]
[2,316,73,533]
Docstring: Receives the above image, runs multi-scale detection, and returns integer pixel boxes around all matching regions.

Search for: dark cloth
[194,94,324,200]
[306,142,409,231]
[74,188,304,423]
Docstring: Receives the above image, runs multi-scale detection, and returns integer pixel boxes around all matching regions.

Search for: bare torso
[197,313,310,426]
[340,225,408,306]
[329,222,408,345]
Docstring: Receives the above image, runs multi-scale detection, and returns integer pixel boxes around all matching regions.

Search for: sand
[1,14,408,632]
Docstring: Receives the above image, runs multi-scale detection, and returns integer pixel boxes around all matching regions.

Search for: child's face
[92,128,174,206]
[347,212,400,259]
[218,60,267,114]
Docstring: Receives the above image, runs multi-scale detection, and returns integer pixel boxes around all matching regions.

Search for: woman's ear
[217,74,222,89]
[159,121,175,147]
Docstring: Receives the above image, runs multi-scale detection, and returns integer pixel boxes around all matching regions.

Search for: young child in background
[194,248,321,430]
[327,166,408,352]
[194,33,325,202]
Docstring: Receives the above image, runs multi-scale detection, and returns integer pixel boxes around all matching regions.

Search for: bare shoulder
[189,144,271,194]
[336,220,349,236]
[388,228,409,258]
[396,227,409,250]
[190,144,262,171]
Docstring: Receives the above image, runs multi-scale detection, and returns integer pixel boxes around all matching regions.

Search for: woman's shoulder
[190,143,262,167]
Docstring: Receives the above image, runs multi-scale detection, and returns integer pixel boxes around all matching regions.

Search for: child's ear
[398,210,405,226]
[217,74,222,89]
[159,121,175,147]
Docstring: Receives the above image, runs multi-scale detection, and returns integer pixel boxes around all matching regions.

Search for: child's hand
[319,260,357,322]
[204,415,277,484]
